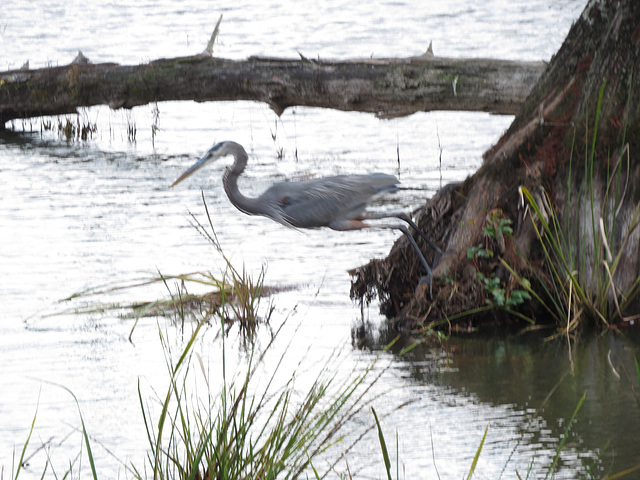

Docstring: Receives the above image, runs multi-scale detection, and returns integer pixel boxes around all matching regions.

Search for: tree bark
[352,0,640,328]
[0,53,544,126]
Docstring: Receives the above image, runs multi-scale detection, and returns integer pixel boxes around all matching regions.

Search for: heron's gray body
[171,140,440,295]
[245,173,400,230]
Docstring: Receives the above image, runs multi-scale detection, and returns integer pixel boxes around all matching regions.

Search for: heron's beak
[170,152,211,188]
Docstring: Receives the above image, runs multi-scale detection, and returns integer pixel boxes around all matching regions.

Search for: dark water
[377,329,640,477]
[4,1,639,479]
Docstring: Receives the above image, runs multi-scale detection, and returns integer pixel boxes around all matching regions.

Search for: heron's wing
[259,173,400,228]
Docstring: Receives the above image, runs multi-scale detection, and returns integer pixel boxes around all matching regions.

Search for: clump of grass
[136,315,381,480]
[51,112,97,141]
[54,193,276,341]
[514,80,640,330]
[12,316,385,480]
[518,159,640,328]
[52,267,262,342]
[186,193,272,337]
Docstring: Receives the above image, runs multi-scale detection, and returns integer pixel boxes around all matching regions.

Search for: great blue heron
[171,141,441,294]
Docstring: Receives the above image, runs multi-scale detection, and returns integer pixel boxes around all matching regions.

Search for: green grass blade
[13,403,38,480]
[602,463,640,480]
[545,393,586,480]
[51,384,98,480]
[465,425,488,480]
[396,429,399,480]
[306,451,322,480]
[372,407,392,480]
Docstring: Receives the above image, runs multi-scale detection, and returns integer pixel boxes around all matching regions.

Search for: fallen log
[0,51,545,127]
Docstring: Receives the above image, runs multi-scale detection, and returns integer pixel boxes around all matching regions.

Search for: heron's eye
[278,196,290,206]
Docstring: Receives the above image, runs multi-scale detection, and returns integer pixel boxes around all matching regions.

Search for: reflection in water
[354,325,640,477]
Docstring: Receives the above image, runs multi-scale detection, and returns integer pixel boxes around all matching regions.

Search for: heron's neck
[222,166,268,217]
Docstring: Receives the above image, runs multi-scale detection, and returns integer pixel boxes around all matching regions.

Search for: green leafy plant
[466,213,532,318]
[467,244,493,260]
[485,214,513,238]
[476,272,531,308]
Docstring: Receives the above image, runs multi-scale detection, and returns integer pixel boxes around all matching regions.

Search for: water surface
[3,1,638,478]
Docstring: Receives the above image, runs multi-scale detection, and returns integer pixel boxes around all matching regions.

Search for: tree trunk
[0,53,543,126]
[352,0,640,329]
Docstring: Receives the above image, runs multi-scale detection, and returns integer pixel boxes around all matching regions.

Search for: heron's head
[170,141,234,188]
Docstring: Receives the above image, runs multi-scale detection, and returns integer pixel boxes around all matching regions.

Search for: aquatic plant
[519,160,639,326]
[53,193,272,342]
[504,79,640,330]
[464,211,533,323]
[135,315,381,480]
[187,193,271,337]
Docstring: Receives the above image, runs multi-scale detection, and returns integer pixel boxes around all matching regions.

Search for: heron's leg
[394,224,434,299]
[369,224,434,299]
[361,212,442,265]
[394,213,443,260]
[329,218,435,298]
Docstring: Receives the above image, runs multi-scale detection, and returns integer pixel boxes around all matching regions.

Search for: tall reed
[516,79,640,328]
[135,316,382,479]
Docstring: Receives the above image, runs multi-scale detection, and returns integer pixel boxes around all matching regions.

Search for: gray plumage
[246,173,401,230]
[171,140,440,295]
